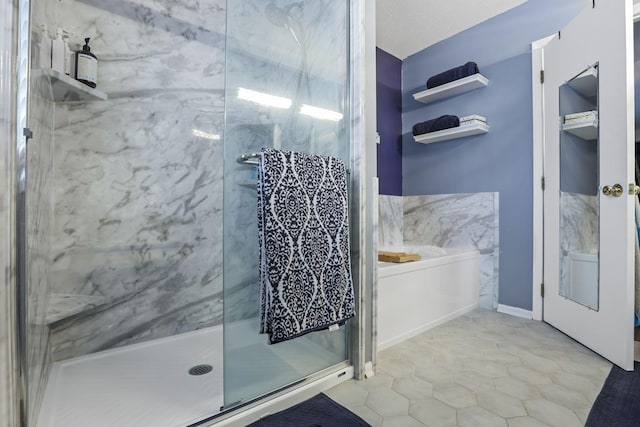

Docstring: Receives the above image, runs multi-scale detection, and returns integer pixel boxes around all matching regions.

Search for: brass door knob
[629,184,640,196]
[603,184,623,197]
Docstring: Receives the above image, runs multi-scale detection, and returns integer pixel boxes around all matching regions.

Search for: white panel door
[543,1,635,370]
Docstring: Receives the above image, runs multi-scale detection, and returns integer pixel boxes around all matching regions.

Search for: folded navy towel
[412,115,460,136]
[426,62,479,89]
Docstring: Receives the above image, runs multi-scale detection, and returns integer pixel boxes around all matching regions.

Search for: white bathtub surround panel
[378,195,403,248]
[377,249,480,350]
[403,193,500,310]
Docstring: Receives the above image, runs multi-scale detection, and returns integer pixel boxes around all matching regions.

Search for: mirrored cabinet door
[558,65,599,310]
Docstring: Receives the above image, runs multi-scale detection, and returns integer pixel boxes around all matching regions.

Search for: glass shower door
[222,0,351,408]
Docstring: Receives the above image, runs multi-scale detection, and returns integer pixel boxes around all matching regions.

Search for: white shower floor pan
[37,325,225,427]
[37,319,343,427]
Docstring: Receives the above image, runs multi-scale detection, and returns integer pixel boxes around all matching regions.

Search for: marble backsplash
[378,193,500,310]
[378,194,403,248]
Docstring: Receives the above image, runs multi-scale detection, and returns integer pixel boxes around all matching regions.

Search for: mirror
[558,64,599,310]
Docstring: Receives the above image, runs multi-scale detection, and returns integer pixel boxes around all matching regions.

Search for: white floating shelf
[34,68,107,102]
[567,67,597,99]
[413,122,489,144]
[413,74,489,105]
[562,119,598,140]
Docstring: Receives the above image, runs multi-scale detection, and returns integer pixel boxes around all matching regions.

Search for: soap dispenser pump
[75,37,98,88]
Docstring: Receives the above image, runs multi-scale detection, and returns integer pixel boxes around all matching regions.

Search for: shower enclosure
[15,0,357,425]
[222,1,351,410]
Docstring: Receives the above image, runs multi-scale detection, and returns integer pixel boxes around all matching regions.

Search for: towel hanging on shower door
[257,148,355,344]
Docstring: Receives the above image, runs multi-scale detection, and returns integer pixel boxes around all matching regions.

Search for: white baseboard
[497,304,533,320]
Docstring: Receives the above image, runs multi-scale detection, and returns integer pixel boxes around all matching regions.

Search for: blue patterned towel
[258,148,355,344]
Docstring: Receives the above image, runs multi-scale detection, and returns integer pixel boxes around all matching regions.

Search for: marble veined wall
[26,0,58,418]
[0,0,19,423]
[223,0,350,325]
[378,193,500,310]
[378,195,403,248]
[26,74,56,421]
[49,0,226,361]
[559,192,598,297]
[560,192,598,255]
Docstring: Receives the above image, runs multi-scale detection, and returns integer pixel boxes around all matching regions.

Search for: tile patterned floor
[327,309,612,427]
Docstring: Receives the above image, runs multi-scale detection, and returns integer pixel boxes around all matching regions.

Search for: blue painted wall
[377,48,403,195]
[401,0,586,310]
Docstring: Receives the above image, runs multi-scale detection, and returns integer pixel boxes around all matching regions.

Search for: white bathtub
[377,246,480,350]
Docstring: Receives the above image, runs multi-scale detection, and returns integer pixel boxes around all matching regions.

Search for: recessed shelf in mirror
[413,74,489,104]
[413,122,489,144]
[562,117,598,140]
[33,68,107,102]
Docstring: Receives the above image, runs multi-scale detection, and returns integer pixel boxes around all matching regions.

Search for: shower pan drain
[188,364,213,376]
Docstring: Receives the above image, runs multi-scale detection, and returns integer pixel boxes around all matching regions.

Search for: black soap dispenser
[75,37,98,88]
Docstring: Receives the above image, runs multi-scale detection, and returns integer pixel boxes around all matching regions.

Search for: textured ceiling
[376,0,527,59]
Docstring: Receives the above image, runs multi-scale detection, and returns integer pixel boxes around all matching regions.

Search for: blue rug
[247,393,370,426]
[586,362,640,426]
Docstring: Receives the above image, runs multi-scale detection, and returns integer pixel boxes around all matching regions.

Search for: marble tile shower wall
[47,0,348,360]
[26,0,57,418]
[26,76,55,421]
[378,193,500,310]
[49,0,226,361]
[0,1,20,423]
[223,0,349,331]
